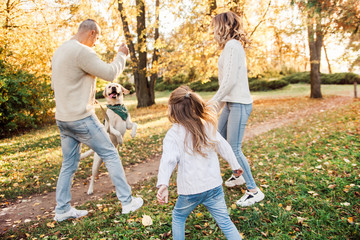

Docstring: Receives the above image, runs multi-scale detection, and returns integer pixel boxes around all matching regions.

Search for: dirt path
[0,96,353,233]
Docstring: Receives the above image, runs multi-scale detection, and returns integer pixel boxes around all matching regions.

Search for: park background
[0,0,359,239]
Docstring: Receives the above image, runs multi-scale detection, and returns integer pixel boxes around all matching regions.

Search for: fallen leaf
[142,215,153,226]
[47,222,55,228]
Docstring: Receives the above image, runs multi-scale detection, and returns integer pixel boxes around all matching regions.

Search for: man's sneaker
[54,207,88,222]
[122,197,144,214]
[225,175,246,187]
[236,189,265,207]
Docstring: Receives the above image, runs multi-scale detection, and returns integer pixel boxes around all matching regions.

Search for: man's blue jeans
[218,102,257,190]
[55,114,132,214]
[172,185,241,240]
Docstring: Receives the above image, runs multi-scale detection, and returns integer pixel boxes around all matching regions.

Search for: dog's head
[103,83,130,105]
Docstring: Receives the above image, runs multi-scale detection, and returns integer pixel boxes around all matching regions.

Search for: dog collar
[106,104,128,120]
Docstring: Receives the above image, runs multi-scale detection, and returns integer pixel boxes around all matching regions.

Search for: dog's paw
[87,188,94,195]
[131,123,138,138]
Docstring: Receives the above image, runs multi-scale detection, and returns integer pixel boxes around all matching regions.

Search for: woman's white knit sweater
[156,123,241,195]
[211,39,253,104]
[51,39,126,121]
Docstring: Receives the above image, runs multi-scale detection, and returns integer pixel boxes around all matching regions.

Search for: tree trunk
[149,0,160,103]
[307,12,323,98]
[323,43,332,74]
[118,0,155,108]
[208,0,217,15]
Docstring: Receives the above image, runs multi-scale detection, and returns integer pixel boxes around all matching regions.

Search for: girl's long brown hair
[212,11,250,49]
[168,86,218,157]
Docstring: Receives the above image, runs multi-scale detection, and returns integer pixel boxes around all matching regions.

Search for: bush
[0,61,55,138]
[281,71,360,84]
[188,76,219,92]
[155,73,188,91]
[249,79,289,91]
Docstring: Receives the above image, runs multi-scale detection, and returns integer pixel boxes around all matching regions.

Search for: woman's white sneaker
[236,189,265,207]
[225,175,246,187]
[54,207,88,222]
[122,197,144,214]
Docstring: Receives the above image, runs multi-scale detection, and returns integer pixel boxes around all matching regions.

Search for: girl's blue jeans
[218,102,257,190]
[55,114,132,214]
[172,185,241,240]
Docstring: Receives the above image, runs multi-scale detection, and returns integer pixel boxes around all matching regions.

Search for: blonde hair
[168,86,218,157]
[212,11,250,49]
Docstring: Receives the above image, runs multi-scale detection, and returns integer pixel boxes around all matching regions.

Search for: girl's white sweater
[157,123,241,195]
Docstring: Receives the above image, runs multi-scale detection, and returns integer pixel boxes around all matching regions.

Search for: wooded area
[0,0,359,135]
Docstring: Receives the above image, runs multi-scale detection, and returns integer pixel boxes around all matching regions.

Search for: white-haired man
[51,19,143,222]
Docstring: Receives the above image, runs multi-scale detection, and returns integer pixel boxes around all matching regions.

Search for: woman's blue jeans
[55,114,132,214]
[172,185,241,240]
[218,102,257,190]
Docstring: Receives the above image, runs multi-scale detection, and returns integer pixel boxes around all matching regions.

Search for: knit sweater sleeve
[156,131,180,187]
[77,48,126,82]
[215,131,241,170]
[211,42,242,103]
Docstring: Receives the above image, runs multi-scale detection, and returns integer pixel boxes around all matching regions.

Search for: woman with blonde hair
[210,11,265,207]
[156,86,243,239]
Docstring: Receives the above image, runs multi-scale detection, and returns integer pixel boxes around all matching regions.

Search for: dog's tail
[80,149,94,159]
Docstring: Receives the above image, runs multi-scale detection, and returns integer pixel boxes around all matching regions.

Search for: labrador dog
[81,82,137,195]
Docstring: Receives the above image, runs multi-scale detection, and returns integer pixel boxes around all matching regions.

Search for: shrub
[249,79,289,91]
[281,71,360,84]
[155,73,188,91]
[0,61,55,138]
[188,76,219,92]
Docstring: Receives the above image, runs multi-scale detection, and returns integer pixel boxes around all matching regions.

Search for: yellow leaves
[231,203,237,210]
[142,215,153,226]
[308,191,319,197]
[347,217,354,224]
[46,221,55,228]
[285,205,292,211]
[196,212,203,218]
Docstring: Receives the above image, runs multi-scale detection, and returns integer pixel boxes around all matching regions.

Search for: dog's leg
[87,153,103,195]
[126,115,137,138]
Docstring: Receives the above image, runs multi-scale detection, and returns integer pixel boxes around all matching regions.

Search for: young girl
[156,86,243,240]
[210,11,265,207]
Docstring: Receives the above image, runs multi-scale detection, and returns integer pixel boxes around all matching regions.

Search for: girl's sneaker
[224,175,246,187]
[236,189,264,207]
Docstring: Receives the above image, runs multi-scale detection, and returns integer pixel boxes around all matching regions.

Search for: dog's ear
[121,87,130,95]
[103,88,107,98]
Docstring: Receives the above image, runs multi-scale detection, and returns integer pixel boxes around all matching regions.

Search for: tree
[117,0,160,108]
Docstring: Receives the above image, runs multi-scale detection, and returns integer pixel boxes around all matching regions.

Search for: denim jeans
[172,185,241,240]
[55,114,132,214]
[218,102,257,190]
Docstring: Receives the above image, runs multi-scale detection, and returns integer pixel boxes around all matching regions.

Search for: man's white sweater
[51,39,126,121]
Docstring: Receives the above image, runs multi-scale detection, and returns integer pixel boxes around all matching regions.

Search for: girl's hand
[233,169,243,177]
[157,185,169,204]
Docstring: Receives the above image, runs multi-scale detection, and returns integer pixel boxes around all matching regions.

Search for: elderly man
[51,19,143,222]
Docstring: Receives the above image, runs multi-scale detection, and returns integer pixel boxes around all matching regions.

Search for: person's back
[157,86,243,240]
[52,40,97,121]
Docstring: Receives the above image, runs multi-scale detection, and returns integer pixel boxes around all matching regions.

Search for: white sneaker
[122,197,144,214]
[225,175,246,187]
[236,189,265,207]
[54,207,88,222]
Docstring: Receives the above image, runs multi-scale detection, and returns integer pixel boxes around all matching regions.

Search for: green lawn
[2,96,358,240]
[0,84,359,239]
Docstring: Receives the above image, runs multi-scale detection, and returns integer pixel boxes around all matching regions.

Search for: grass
[0,84,354,203]
[0,84,358,238]
[1,96,359,239]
